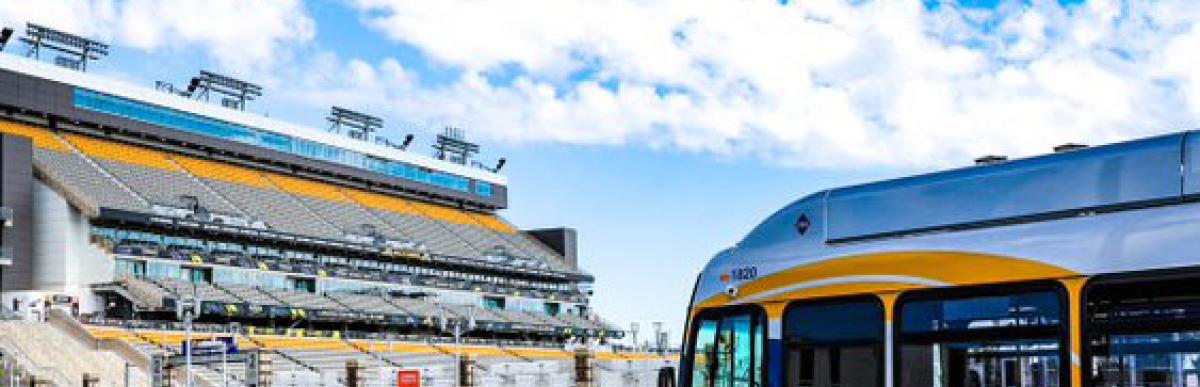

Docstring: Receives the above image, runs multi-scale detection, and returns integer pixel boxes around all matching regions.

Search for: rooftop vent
[974,155,1008,166]
[1053,143,1089,153]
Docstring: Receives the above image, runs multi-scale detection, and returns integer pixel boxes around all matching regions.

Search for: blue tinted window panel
[785,301,882,344]
[901,291,1062,334]
[74,88,482,195]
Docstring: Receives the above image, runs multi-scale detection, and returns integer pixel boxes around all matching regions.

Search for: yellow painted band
[695,251,1078,313]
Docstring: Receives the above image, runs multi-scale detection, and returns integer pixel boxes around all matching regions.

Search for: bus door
[897,284,1068,387]
[686,307,767,387]
[785,297,885,387]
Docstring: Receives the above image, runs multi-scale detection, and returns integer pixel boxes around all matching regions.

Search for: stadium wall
[0,133,33,291]
[3,180,105,316]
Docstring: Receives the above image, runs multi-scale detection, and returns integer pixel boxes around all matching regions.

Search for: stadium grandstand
[0,22,674,386]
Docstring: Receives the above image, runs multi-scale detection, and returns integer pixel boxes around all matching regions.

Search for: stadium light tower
[183,70,263,110]
[20,23,109,72]
[432,127,480,165]
[327,106,384,143]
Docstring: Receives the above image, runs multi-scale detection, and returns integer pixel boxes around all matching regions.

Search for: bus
[680,132,1200,387]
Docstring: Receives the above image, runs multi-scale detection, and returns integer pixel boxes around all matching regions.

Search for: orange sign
[397,369,421,387]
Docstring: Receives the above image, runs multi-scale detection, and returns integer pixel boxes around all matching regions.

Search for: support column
[258,351,273,387]
[458,354,476,387]
[1060,277,1088,387]
[879,292,900,387]
[150,354,168,387]
[346,359,361,387]
[575,348,595,387]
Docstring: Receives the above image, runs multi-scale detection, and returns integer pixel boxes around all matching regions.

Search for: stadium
[0,23,675,386]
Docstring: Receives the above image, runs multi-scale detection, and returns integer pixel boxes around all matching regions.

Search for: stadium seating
[367,206,482,259]
[8,124,566,273]
[262,288,346,311]
[61,133,178,170]
[268,174,407,241]
[327,292,408,316]
[34,147,149,213]
[154,277,243,305]
[0,121,70,151]
[222,283,281,306]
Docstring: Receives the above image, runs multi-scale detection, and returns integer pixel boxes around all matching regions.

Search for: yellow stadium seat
[342,189,423,216]
[349,340,442,355]
[63,134,179,171]
[253,336,355,352]
[0,121,70,151]
[264,174,352,203]
[172,155,274,189]
[468,213,517,233]
[508,348,572,359]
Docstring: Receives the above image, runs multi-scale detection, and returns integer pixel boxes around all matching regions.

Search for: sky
[2,0,1200,346]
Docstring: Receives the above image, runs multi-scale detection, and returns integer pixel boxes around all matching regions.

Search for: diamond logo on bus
[795,214,811,235]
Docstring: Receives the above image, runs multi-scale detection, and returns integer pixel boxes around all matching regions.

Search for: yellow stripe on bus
[695,251,1077,311]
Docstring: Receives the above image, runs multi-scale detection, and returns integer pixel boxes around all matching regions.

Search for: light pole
[179,295,199,387]
[630,322,640,352]
[652,322,663,354]
[184,309,194,387]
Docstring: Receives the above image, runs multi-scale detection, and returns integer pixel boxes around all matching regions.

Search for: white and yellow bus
[681,132,1200,387]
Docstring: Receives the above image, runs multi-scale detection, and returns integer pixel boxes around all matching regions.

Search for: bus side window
[784,298,884,387]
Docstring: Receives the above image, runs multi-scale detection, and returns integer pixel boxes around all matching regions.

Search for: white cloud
[5,1,1199,170]
[0,0,315,72]
[320,0,1200,169]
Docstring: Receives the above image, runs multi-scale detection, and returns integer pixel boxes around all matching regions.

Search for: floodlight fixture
[185,70,263,110]
[328,106,383,142]
[0,28,13,51]
[20,23,108,71]
[433,127,480,165]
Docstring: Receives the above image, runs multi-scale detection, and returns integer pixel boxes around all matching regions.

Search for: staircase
[0,316,146,386]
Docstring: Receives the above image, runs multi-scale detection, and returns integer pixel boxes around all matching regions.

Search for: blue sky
[3,0,1200,345]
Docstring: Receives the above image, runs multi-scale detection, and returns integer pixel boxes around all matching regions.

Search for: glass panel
[1088,278,1200,387]
[74,88,483,194]
[786,301,882,387]
[1091,331,1200,387]
[902,292,1061,335]
[694,319,720,387]
[727,314,755,387]
[690,312,764,387]
[901,339,1060,387]
[900,290,1064,387]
